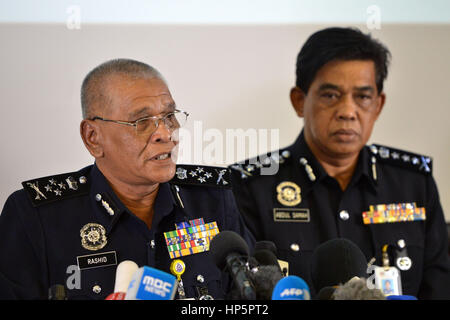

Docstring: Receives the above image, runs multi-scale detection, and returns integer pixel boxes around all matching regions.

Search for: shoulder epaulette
[169,164,232,188]
[22,171,90,207]
[369,144,432,174]
[228,149,292,180]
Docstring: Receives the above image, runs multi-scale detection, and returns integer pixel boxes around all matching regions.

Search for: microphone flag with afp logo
[271,276,311,300]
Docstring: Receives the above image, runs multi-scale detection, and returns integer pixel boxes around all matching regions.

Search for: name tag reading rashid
[77,251,117,270]
[273,208,310,222]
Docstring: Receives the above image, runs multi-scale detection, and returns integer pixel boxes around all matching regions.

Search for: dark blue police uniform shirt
[230,131,450,299]
[0,163,255,300]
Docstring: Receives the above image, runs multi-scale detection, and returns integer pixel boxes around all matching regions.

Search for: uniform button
[397,239,406,249]
[290,243,300,252]
[95,194,102,202]
[339,210,350,221]
[92,285,102,294]
[196,275,205,283]
[282,150,290,158]
[79,176,87,184]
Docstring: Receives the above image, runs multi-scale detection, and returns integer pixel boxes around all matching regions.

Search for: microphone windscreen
[311,238,367,292]
[209,231,249,270]
[332,277,386,300]
[316,286,336,300]
[272,276,311,300]
[248,265,283,300]
[114,260,139,293]
[254,241,278,256]
[253,249,279,267]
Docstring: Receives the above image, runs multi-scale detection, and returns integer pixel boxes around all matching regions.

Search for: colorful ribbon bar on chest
[362,202,426,225]
[164,218,220,259]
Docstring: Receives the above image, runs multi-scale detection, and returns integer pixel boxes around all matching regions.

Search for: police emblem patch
[276,181,301,206]
[80,223,107,251]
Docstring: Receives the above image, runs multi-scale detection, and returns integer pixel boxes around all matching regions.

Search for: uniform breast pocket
[369,221,425,295]
[66,265,116,300]
[272,223,319,282]
[179,254,223,300]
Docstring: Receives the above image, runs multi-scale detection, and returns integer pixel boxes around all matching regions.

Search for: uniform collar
[287,130,328,196]
[89,163,177,235]
[288,130,378,194]
[356,145,378,192]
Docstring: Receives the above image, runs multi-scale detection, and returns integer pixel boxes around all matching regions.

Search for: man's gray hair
[80,58,166,119]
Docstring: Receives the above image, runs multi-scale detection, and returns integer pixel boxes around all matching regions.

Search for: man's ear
[80,120,104,158]
[290,86,306,118]
[374,92,386,120]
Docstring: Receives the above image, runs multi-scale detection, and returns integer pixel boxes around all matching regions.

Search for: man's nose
[336,94,357,121]
[150,120,173,143]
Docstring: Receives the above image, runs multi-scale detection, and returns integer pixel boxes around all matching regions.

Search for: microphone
[249,247,284,299]
[310,238,367,293]
[332,277,386,300]
[48,284,67,300]
[271,276,311,300]
[125,266,178,300]
[209,230,256,300]
[105,292,127,300]
[248,265,283,300]
[106,260,139,300]
[253,241,278,256]
[253,249,280,269]
[253,241,288,276]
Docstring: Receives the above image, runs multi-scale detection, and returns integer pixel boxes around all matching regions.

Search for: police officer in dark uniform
[229,27,450,299]
[0,59,254,300]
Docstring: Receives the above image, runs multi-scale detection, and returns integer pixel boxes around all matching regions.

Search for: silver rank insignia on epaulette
[94,193,117,216]
[22,172,90,207]
[170,164,231,188]
[299,157,316,182]
[369,144,432,174]
[229,149,291,180]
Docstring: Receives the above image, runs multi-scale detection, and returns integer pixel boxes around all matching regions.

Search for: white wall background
[0,1,449,220]
[1,0,450,24]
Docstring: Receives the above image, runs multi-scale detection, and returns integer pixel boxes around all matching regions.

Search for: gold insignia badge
[276,181,301,206]
[80,223,107,251]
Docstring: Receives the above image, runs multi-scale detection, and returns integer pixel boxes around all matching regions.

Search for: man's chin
[144,162,177,183]
[328,141,363,158]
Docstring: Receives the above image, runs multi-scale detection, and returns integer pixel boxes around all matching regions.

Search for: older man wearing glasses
[0,59,254,300]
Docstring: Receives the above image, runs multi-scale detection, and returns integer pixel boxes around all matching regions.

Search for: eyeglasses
[91,109,189,137]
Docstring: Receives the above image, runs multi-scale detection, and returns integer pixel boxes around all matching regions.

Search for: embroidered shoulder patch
[170,164,231,188]
[370,144,432,174]
[22,172,90,207]
[229,149,292,180]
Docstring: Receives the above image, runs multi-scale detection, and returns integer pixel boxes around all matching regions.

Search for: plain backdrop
[0,23,449,221]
